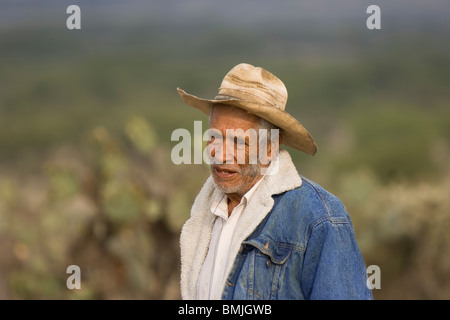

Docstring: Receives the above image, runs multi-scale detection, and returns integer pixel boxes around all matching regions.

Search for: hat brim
[177,88,317,155]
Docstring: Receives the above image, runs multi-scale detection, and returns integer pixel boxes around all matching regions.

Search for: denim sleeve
[301,219,373,300]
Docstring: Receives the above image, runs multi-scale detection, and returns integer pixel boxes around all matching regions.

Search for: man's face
[207,104,269,197]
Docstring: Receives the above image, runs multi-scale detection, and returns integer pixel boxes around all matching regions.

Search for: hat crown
[217,63,288,110]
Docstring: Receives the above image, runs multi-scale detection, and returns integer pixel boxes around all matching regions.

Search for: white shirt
[197,177,265,300]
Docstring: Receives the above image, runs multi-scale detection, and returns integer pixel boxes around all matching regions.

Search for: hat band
[218,87,284,110]
[214,94,241,101]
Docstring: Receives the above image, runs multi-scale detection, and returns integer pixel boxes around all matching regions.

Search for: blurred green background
[0,0,449,299]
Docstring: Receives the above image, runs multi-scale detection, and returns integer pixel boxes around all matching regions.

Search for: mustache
[210,164,241,174]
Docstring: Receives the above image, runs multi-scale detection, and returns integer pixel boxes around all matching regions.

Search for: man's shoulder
[274,175,351,224]
[251,175,353,248]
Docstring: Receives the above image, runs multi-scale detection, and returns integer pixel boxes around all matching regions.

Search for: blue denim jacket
[180,150,373,300]
[221,177,373,300]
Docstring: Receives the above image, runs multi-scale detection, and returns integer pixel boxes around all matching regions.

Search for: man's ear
[265,129,282,161]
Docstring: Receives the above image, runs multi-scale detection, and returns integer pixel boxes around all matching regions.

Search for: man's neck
[226,195,242,217]
[225,174,265,217]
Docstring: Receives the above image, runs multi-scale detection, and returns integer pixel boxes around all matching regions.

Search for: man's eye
[234,137,246,149]
[209,136,222,145]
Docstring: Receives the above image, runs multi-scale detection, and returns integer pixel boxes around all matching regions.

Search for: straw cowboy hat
[177,63,317,155]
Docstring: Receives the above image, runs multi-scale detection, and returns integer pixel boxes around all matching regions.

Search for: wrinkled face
[207,104,270,197]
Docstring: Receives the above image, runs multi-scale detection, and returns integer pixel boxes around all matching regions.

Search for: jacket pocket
[241,238,292,299]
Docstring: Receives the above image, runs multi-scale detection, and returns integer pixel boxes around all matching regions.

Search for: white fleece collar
[179,149,302,299]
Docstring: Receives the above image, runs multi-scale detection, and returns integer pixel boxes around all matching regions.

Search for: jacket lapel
[179,176,218,299]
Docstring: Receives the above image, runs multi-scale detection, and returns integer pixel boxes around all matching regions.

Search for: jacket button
[266,260,271,268]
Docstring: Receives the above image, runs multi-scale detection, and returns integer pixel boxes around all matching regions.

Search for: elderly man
[176,63,372,300]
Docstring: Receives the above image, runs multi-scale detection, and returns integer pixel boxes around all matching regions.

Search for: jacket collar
[179,149,302,299]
